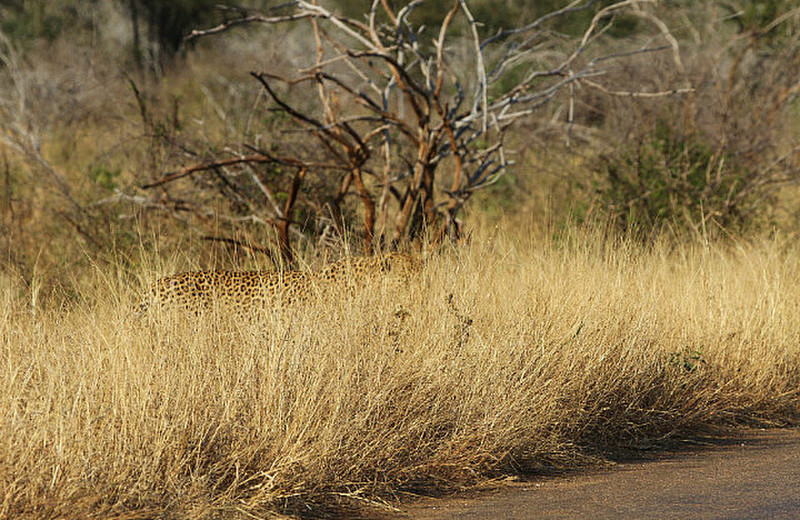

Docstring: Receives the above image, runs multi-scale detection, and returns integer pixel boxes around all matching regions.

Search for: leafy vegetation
[0,0,98,43]
[595,123,756,238]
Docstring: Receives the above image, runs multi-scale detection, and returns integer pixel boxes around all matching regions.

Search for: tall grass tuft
[1,230,799,518]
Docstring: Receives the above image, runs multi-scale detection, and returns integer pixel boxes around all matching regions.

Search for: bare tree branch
[143,0,692,261]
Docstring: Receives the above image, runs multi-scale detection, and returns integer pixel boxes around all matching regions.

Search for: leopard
[139,252,421,317]
[317,251,422,284]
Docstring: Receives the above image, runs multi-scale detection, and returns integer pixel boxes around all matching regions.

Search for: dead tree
[142,0,688,262]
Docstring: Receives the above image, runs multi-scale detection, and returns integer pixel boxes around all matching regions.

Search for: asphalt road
[397,429,800,520]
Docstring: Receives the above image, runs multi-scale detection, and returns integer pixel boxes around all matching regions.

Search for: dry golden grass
[2,229,799,519]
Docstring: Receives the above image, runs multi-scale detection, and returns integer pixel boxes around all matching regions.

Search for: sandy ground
[378,429,800,520]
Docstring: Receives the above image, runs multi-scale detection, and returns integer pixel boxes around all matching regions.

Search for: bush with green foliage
[0,0,98,43]
[594,123,755,239]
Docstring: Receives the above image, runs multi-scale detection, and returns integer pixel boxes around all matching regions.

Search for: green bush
[593,123,756,239]
[89,164,121,191]
[0,0,97,43]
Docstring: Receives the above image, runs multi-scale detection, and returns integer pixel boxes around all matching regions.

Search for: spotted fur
[140,252,420,316]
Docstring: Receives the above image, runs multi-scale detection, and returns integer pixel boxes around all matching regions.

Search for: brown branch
[252,71,367,158]
[346,50,428,123]
[126,74,150,129]
[277,167,306,266]
[251,72,337,139]
[329,170,354,238]
[435,101,465,219]
[315,71,419,145]
[434,0,460,100]
[379,0,398,27]
[143,155,271,189]
[350,166,376,255]
[142,154,346,189]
